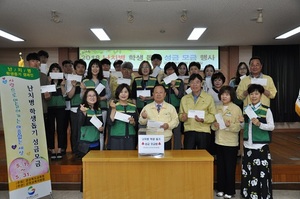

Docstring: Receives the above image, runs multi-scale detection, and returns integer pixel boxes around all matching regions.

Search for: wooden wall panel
[219,46,239,85]
[0,48,59,66]
[58,48,79,65]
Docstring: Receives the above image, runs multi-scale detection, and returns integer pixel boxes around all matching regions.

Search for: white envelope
[117,78,131,85]
[103,71,110,78]
[150,67,161,77]
[41,85,56,93]
[65,101,71,110]
[90,115,103,129]
[95,83,105,94]
[67,74,82,82]
[163,73,178,85]
[251,78,267,86]
[240,75,246,80]
[147,120,164,128]
[40,63,48,74]
[185,87,192,94]
[244,106,258,119]
[188,110,205,119]
[137,90,151,97]
[111,71,123,78]
[215,113,226,130]
[50,72,64,79]
[66,80,73,93]
[114,111,131,123]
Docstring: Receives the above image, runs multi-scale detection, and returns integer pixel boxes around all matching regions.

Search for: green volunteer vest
[134,77,156,108]
[244,104,272,143]
[110,103,137,137]
[83,78,109,109]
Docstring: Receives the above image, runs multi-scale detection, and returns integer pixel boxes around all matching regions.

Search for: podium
[82,150,213,199]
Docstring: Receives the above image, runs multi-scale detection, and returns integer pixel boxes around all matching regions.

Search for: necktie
[157,104,161,113]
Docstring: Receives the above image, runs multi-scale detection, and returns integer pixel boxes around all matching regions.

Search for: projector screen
[79,48,219,71]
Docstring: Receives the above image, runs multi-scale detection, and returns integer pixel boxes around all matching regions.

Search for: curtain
[252,45,300,122]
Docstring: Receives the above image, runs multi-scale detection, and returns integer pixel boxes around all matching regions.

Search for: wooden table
[83,150,213,199]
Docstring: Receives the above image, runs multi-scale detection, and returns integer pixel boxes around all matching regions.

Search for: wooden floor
[0,122,300,190]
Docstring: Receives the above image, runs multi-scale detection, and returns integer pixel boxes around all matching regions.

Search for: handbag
[80,126,100,142]
[77,141,90,154]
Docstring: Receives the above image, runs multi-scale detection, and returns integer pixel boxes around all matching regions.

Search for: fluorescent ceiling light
[275,26,300,39]
[187,28,206,40]
[0,30,24,42]
[90,28,110,41]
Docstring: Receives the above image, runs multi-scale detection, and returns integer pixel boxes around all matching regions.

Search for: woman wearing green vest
[241,84,274,199]
[46,63,66,159]
[81,59,111,110]
[107,84,138,150]
[77,89,104,156]
[81,59,111,150]
[132,60,158,114]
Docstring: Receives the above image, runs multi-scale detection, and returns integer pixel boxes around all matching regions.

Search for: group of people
[25,51,277,199]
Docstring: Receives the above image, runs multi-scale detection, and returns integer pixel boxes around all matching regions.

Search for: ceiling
[1,0,300,48]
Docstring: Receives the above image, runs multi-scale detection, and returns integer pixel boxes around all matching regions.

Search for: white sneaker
[224,194,233,198]
[216,192,224,197]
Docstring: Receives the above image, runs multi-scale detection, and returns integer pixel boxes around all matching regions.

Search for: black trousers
[70,111,79,154]
[109,137,136,150]
[216,144,238,195]
[183,131,211,150]
[46,108,66,149]
[164,139,172,150]
[63,109,71,150]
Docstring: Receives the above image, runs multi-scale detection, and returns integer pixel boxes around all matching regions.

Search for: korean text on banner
[0,65,52,199]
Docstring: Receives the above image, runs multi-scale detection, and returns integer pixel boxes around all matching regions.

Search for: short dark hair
[62,60,73,66]
[188,61,201,70]
[26,53,40,61]
[211,72,226,85]
[218,86,236,101]
[101,58,111,65]
[73,59,87,69]
[138,60,152,75]
[164,62,178,75]
[47,63,62,75]
[115,83,132,100]
[153,84,166,93]
[37,50,49,58]
[151,54,162,61]
[247,84,265,94]
[189,73,203,83]
[249,56,263,65]
[113,60,123,67]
